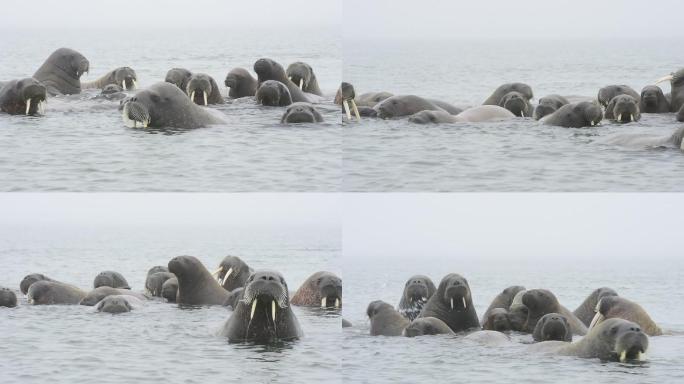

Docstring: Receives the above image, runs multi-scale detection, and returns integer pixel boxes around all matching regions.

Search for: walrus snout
[615,329,648,362]
[254,58,274,76]
[76,59,90,78]
[122,99,151,128]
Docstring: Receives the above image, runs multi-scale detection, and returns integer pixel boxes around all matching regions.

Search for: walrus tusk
[630,114,634,122]
[25,99,31,115]
[272,300,276,321]
[221,268,233,286]
[422,297,427,301]
[299,79,304,90]
[638,352,644,361]
[450,298,454,310]
[335,298,340,308]
[122,79,127,90]
[321,297,327,308]
[132,79,137,90]
[655,75,673,84]
[462,297,466,309]
[589,312,604,329]
[520,110,525,117]
[203,91,208,106]
[211,267,223,277]
[590,121,596,126]
[620,350,627,363]
[250,299,257,320]
[288,76,293,83]
[618,114,622,122]
[343,100,352,120]
[351,100,361,120]
[190,91,195,103]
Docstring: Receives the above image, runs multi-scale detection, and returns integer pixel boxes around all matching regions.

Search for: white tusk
[272,300,276,322]
[618,114,622,122]
[422,297,427,301]
[637,352,644,361]
[203,91,208,106]
[190,91,195,102]
[133,121,138,128]
[250,299,257,320]
[521,110,525,117]
[221,268,233,286]
[620,351,627,363]
[630,114,634,122]
[299,79,304,90]
[288,76,293,82]
[122,79,127,90]
[335,298,340,308]
[351,100,361,120]
[343,100,352,120]
[450,298,454,310]
[321,297,327,308]
[211,267,223,277]
[591,120,595,126]
[655,75,673,84]
[26,99,31,115]
[132,79,137,90]
[462,297,466,309]
[589,312,604,329]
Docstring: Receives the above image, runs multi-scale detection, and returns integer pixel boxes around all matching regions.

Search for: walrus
[225,287,244,309]
[355,91,394,108]
[0,78,47,116]
[27,280,86,305]
[253,58,312,103]
[255,80,292,106]
[95,295,144,314]
[145,271,175,297]
[20,273,55,295]
[597,85,640,108]
[511,289,587,335]
[80,286,146,306]
[403,317,454,337]
[367,300,409,336]
[290,271,342,309]
[168,255,230,306]
[96,84,126,100]
[600,126,684,151]
[542,101,603,128]
[185,73,224,105]
[161,277,178,303]
[408,106,515,124]
[281,102,324,123]
[397,275,436,321]
[482,308,513,332]
[605,94,640,123]
[121,82,223,129]
[286,62,322,96]
[534,95,569,120]
[0,287,17,307]
[33,48,89,95]
[639,85,670,113]
[164,68,192,91]
[146,265,168,276]
[210,255,253,292]
[335,82,361,120]
[418,273,480,333]
[374,95,448,119]
[656,68,684,113]
[482,285,526,322]
[573,287,618,327]
[93,271,130,290]
[483,83,534,116]
[533,313,572,342]
[224,68,257,98]
[463,330,511,346]
[82,67,137,91]
[530,318,648,363]
[219,270,302,343]
[590,296,662,336]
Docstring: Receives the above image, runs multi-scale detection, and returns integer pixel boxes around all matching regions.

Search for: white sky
[344,0,683,40]
[0,0,340,29]
[344,194,682,261]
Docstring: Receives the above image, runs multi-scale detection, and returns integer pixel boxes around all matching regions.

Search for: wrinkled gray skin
[33,48,89,95]
[281,102,324,123]
[256,80,292,106]
[605,94,640,123]
[593,296,662,336]
[290,271,342,308]
[93,271,130,290]
[224,67,257,98]
[82,67,137,91]
[121,82,223,129]
[215,255,253,292]
[224,287,244,309]
[397,275,436,321]
[356,91,394,107]
[20,273,55,295]
[573,287,618,327]
[161,277,178,303]
[286,62,322,96]
[482,308,513,332]
[419,273,480,333]
[374,95,446,119]
[403,317,455,337]
[0,78,47,116]
[483,83,534,117]
[0,287,17,307]
[531,319,648,363]
[533,313,572,342]
[145,272,175,297]
[97,84,126,100]
[164,68,192,91]
[168,255,230,306]
[597,85,640,108]
[96,295,143,314]
[254,58,312,103]
[428,99,463,115]
[534,95,569,120]
[80,286,146,306]
[147,266,168,276]
[27,280,86,305]
[509,289,587,335]
[639,85,670,113]
[220,270,302,343]
[367,300,410,336]
[409,110,456,124]
[185,73,224,105]
[542,101,603,128]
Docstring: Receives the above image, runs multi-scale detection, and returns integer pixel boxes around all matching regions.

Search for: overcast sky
[0,0,340,29]
[344,0,683,40]
[344,194,681,261]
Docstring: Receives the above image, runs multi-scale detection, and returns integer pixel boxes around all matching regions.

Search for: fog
[344,0,682,40]
[344,194,681,261]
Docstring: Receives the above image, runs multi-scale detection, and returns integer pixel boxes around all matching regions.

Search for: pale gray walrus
[20,273,55,294]
[210,255,253,292]
[161,277,178,303]
[367,300,409,336]
[597,85,640,108]
[542,101,603,128]
[418,273,480,333]
[93,271,130,290]
[573,287,618,327]
[0,287,17,307]
[290,271,342,309]
[145,271,175,297]
[33,48,89,95]
[121,82,223,128]
[374,95,463,119]
[0,78,47,115]
[403,317,454,337]
[483,83,534,117]
[80,286,147,306]
[82,67,137,91]
[397,275,436,321]
[224,68,258,98]
[27,280,86,305]
[590,296,662,336]
[281,102,324,123]
[286,62,322,96]
[256,80,292,106]
[185,73,224,105]
[96,295,144,314]
[604,94,640,123]
[408,105,514,124]
[168,255,230,306]
[600,126,684,151]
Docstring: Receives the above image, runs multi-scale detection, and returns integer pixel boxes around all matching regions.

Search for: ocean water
[342,258,684,384]
[0,28,341,192]
[343,38,684,191]
[0,222,341,384]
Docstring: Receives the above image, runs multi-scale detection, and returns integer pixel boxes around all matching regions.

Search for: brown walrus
[290,271,341,309]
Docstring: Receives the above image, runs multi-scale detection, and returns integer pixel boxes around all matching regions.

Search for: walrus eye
[611,326,618,335]
[150,94,161,103]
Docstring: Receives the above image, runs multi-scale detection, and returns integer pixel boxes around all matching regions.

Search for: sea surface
[343,38,684,191]
[342,257,684,384]
[0,28,341,191]
[0,222,341,384]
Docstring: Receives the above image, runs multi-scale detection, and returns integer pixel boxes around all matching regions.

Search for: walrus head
[20,273,51,295]
[26,281,56,305]
[576,101,603,127]
[185,73,215,106]
[403,318,448,337]
[402,275,435,306]
[521,289,560,332]
[533,313,571,342]
[240,270,290,323]
[168,255,210,283]
[286,62,315,91]
[281,102,323,124]
[102,84,123,95]
[256,80,292,107]
[608,95,639,123]
[534,96,566,120]
[93,271,130,290]
[640,85,665,111]
[437,273,472,312]
[48,48,90,80]
[96,296,132,314]
[254,58,286,84]
[366,300,394,319]
[111,67,137,91]
[164,68,192,90]
[314,272,342,309]
[121,83,188,128]
[2,78,47,116]
[211,255,252,291]
[500,91,531,117]
[593,318,648,362]
[597,85,637,108]
[0,287,17,308]
[483,308,512,332]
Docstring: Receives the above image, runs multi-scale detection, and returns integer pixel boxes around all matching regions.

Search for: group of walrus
[0,255,342,344]
[335,70,684,150]
[357,273,660,364]
[0,47,328,127]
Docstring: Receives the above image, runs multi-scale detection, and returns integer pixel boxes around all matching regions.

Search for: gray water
[0,222,341,384]
[342,258,684,384]
[343,38,684,191]
[0,28,341,192]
